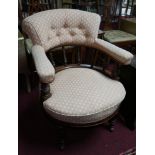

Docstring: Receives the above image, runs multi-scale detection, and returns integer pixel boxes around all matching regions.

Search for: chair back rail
[46,45,120,80]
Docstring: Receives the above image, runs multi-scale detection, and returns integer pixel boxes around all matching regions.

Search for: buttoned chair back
[22,9,101,52]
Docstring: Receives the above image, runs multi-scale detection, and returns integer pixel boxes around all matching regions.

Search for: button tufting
[64,23,68,28]
[48,30,57,40]
[51,26,55,29]
[78,24,83,29]
[56,31,61,36]
[70,30,76,36]
[85,34,89,38]
[83,31,89,37]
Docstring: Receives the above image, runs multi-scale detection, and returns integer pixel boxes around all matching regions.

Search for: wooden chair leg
[101,117,116,132]
[100,112,118,132]
[108,118,116,132]
[57,125,66,150]
[25,73,31,93]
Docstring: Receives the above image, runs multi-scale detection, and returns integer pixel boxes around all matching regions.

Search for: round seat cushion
[43,68,126,124]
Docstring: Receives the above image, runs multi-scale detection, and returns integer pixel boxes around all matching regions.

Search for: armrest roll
[32,45,55,83]
[93,38,134,65]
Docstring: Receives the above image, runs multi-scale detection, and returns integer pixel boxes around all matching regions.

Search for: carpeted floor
[18,75,136,155]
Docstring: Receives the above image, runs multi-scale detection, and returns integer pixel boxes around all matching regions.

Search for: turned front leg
[41,83,52,101]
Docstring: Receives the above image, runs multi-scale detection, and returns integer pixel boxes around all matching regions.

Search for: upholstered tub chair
[22,9,133,149]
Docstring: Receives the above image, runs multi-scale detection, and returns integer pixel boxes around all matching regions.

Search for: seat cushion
[43,68,126,124]
[104,30,136,43]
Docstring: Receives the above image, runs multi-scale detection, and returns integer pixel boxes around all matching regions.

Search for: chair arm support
[93,38,134,65]
[32,45,55,83]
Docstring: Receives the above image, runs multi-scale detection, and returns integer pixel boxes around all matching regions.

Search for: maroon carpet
[18,84,136,155]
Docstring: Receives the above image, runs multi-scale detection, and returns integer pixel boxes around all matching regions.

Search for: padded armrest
[93,38,133,65]
[32,45,55,83]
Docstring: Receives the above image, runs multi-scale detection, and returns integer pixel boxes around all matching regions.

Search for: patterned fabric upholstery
[43,68,126,124]
[22,9,133,124]
[94,38,133,64]
[32,45,55,83]
[26,38,133,65]
[22,9,133,66]
[25,38,75,54]
[22,9,101,52]
[104,30,136,43]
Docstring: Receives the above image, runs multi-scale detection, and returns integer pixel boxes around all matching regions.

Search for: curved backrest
[22,9,101,52]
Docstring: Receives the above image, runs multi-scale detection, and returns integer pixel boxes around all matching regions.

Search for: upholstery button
[64,23,68,28]
[56,31,60,36]
[85,34,89,38]
[83,31,89,38]
[70,30,76,36]
[51,26,54,29]
[78,24,83,29]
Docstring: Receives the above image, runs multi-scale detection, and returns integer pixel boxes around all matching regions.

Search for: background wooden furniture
[18,0,57,19]
[101,0,136,53]
[18,30,31,92]
[19,0,136,36]
[120,17,136,35]
[120,64,136,130]
[121,0,136,17]
[100,0,136,29]
[62,0,99,13]
[105,17,136,53]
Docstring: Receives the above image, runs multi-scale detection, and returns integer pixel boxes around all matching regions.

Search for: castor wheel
[109,125,114,132]
[108,119,116,132]
[57,126,66,150]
